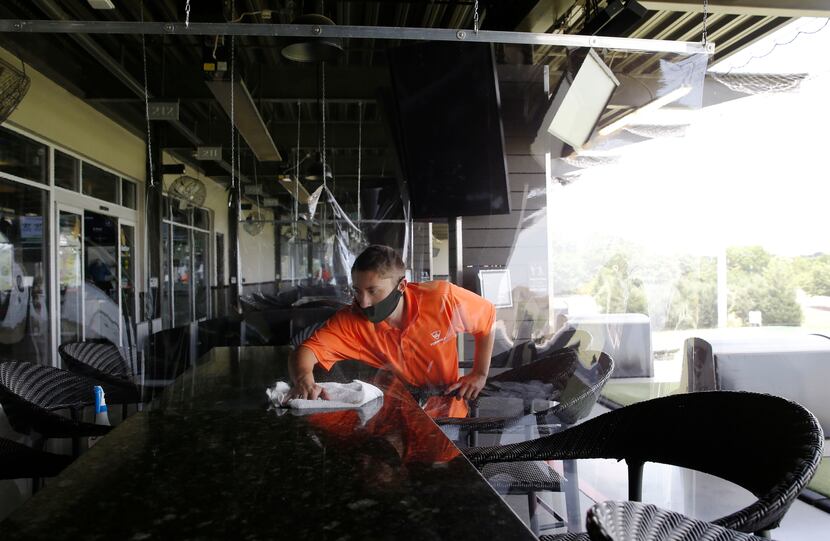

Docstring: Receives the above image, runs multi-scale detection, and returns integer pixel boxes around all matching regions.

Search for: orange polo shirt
[302,280,495,389]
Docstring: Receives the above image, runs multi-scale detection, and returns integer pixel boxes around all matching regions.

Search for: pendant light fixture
[280,13,343,64]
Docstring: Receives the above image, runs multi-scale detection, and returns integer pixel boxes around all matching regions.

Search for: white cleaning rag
[266,380,384,410]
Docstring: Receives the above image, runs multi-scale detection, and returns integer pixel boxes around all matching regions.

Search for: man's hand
[446,372,487,401]
[288,373,329,400]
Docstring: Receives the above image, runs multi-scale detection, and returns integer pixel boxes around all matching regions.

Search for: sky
[549,17,830,258]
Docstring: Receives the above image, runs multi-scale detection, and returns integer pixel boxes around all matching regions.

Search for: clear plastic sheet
[7,20,830,529]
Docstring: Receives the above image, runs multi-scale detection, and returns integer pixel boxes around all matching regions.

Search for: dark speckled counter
[3,346,536,540]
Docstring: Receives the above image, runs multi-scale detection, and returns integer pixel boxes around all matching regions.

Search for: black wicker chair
[466,391,824,537]
[436,349,615,445]
[58,341,149,414]
[581,501,775,541]
[437,349,613,535]
[0,361,112,457]
[0,437,73,493]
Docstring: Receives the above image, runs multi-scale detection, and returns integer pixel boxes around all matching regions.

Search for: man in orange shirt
[288,245,496,413]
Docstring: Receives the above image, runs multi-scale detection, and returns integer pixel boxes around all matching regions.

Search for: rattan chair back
[58,341,137,380]
[0,361,110,439]
[466,391,823,533]
[58,341,143,404]
[443,349,614,430]
[587,501,774,541]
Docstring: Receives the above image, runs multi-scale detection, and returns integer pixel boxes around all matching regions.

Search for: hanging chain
[185,0,191,29]
[295,101,301,226]
[702,0,709,46]
[357,101,362,223]
[473,0,480,34]
[141,4,154,188]
[321,61,327,191]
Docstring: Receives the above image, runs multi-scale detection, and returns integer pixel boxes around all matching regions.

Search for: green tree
[587,252,649,315]
[666,256,717,330]
[727,245,771,274]
[727,246,802,326]
[793,254,830,296]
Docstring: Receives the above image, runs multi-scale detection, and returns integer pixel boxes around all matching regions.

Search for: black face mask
[359,278,404,323]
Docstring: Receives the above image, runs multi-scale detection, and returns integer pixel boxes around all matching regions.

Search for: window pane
[84,210,119,344]
[55,150,80,191]
[193,231,209,320]
[161,224,171,328]
[194,208,209,230]
[0,126,48,184]
[162,195,171,220]
[172,226,192,327]
[82,162,118,204]
[171,201,190,225]
[216,233,225,286]
[58,211,83,344]
[120,224,136,346]
[121,179,136,209]
[0,177,50,364]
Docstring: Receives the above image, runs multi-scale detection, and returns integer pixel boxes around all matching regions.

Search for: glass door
[193,230,209,320]
[56,205,84,345]
[83,210,120,344]
[119,221,136,348]
[172,224,192,327]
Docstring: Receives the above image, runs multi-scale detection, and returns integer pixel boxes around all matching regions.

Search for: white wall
[239,206,276,284]
[1,49,145,180]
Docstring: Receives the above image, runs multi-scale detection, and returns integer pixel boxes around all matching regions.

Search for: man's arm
[288,346,328,400]
[446,328,495,401]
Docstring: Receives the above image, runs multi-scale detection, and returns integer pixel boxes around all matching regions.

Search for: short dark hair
[352,245,405,279]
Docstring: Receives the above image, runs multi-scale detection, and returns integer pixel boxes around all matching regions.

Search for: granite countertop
[3,346,536,540]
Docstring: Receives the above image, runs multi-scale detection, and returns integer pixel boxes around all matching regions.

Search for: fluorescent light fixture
[205,78,283,162]
[546,49,620,149]
[87,0,115,9]
[277,175,310,204]
[598,85,692,137]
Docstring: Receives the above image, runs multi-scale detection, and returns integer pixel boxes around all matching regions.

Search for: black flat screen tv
[387,42,510,219]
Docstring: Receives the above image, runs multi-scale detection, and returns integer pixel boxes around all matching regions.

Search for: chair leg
[627,459,645,501]
[69,408,82,458]
[536,497,567,531]
[564,459,582,531]
[527,490,540,536]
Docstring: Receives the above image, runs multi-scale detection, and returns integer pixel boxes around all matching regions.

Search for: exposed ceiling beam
[640,1,830,17]
[515,0,579,33]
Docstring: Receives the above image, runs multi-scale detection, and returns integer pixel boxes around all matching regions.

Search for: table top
[4,346,536,540]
